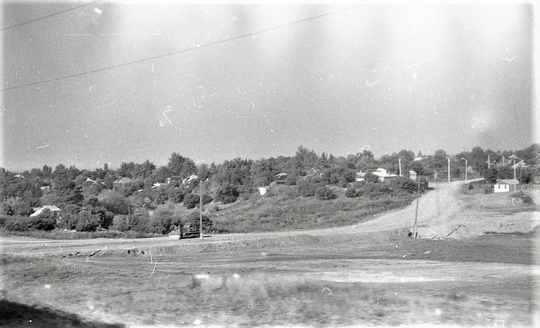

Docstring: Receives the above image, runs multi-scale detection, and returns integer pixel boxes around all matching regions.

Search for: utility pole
[461,158,468,181]
[412,181,421,238]
[398,156,404,176]
[199,177,203,239]
[487,154,491,169]
[513,160,517,193]
[447,157,451,182]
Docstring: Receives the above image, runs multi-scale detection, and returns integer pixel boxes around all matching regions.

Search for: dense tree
[167,153,196,179]
[185,211,213,233]
[98,190,131,214]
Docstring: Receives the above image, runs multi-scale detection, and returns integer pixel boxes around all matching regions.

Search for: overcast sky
[1,1,536,171]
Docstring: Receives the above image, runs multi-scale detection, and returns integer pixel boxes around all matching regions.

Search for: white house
[258,186,268,196]
[372,168,398,182]
[493,179,519,193]
[30,205,61,217]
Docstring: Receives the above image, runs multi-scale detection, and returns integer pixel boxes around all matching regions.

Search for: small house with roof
[30,205,61,217]
[372,168,398,182]
[493,179,519,193]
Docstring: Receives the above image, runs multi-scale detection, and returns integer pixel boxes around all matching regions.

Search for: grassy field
[1,231,535,327]
[209,189,416,233]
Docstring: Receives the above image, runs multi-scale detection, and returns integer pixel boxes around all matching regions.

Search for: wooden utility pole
[412,181,421,238]
[199,177,203,239]
[447,157,451,182]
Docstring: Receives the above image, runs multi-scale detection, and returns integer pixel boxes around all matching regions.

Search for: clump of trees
[1,144,538,235]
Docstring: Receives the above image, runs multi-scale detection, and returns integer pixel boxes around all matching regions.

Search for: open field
[1,181,539,327]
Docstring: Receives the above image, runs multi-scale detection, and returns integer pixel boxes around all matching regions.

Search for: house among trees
[30,205,61,217]
[113,177,133,184]
[274,172,287,185]
[409,170,418,181]
[372,168,398,182]
[494,179,519,193]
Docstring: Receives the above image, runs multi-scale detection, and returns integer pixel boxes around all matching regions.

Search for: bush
[315,186,336,200]
[168,187,186,203]
[2,215,56,231]
[185,211,213,233]
[128,213,151,233]
[389,177,418,194]
[98,190,131,214]
[110,215,130,232]
[345,187,358,198]
[148,208,180,234]
[184,193,213,209]
[297,180,324,197]
[511,191,534,204]
[75,211,100,232]
[215,185,239,204]
[359,183,393,198]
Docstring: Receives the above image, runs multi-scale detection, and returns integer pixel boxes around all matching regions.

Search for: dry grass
[2,253,533,327]
[211,193,415,233]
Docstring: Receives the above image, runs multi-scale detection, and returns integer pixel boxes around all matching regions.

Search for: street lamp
[398,156,404,176]
[461,158,468,181]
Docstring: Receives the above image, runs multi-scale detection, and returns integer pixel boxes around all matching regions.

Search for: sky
[1,0,537,171]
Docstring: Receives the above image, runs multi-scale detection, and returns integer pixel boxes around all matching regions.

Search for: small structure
[356,171,366,182]
[274,172,287,185]
[30,205,61,217]
[372,168,398,182]
[409,170,417,181]
[114,177,133,184]
[494,179,519,193]
[184,174,199,183]
[258,186,268,196]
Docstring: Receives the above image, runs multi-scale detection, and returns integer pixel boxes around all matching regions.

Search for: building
[372,168,398,182]
[493,179,519,193]
[409,170,418,181]
[30,205,61,217]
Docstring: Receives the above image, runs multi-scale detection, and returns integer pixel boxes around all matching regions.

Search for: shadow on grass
[0,299,125,328]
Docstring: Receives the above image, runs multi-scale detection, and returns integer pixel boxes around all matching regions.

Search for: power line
[1,2,372,92]
[1,0,101,31]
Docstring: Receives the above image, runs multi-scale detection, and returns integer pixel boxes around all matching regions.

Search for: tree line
[0,144,538,234]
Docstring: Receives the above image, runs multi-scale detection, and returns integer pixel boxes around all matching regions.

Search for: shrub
[110,215,130,232]
[345,187,358,198]
[389,177,418,194]
[185,211,213,233]
[315,186,336,200]
[98,190,131,214]
[148,208,179,234]
[184,193,213,209]
[511,191,534,204]
[168,187,186,203]
[215,185,239,204]
[359,183,393,198]
[297,180,324,197]
[75,211,100,232]
[129,213,151,233]
[2,215,56,231]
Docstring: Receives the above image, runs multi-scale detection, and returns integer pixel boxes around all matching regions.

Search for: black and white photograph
[1,0,539,327]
